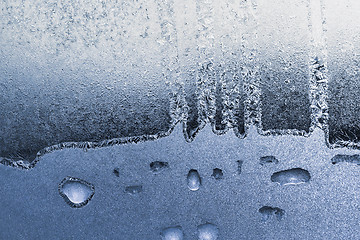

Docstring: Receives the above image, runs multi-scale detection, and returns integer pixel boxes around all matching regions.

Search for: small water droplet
[187,169,201,191]
[125,185,143,194]
[150,161,169,173]
[197,223,219,240]
[161,226,184,240]
[212,168,223,180]
[331,154,360,165]
[113,167,120,177]
[260,156,279,165]
[237,160,243,174]
[271,168,311,186]
[259,206,285,222]
[58,177,95,208]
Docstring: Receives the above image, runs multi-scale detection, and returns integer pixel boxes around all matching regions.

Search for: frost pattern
[0,0,345,168]
[308,0,329,133]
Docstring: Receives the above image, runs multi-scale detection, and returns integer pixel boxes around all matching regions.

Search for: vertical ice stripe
[257,0,311,134]
[324,0,360,147]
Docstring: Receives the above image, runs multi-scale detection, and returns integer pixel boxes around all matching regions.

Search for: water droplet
[259,206,285,221]
[113,167,120,177]
[161,226,184,240]
[58,177,95,208]
[237,160,243,174]
[150,161,169,173]
[271,168,311,186]
[260,156,279,165]
[125,185,143,194]
[331,154,360,165]
[212,168,223,180]
[197,223,219,240]
[187,169,201,191]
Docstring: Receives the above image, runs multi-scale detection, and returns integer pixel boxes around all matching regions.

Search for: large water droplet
[161,226,184,240]
[58,177,95,208]
[187,169,201,191]
[197,223,219,240]
[271,168,311,186]
[259,206,285,221]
